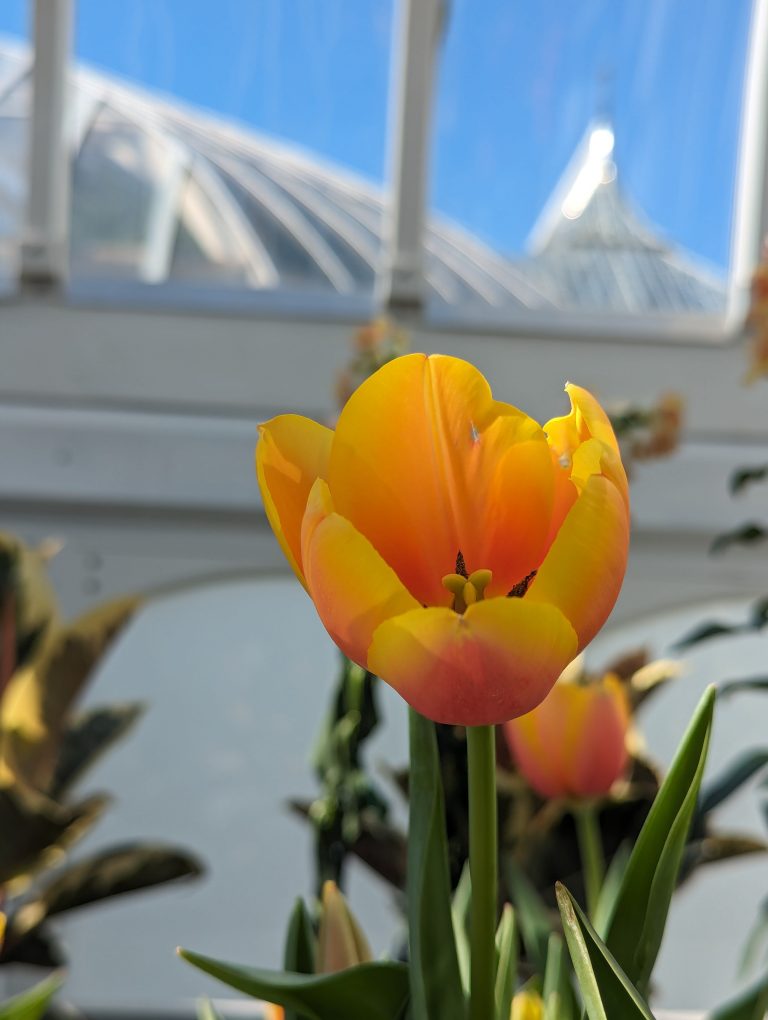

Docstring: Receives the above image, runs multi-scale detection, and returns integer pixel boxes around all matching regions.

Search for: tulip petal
[367,597,577,726]
[328,353,553,605]
[545,383,628,504]
[527,473,629,648]
[301,491,421,667]
[571,677,629,797]
[256,415,333,587]
[505,677,628,798]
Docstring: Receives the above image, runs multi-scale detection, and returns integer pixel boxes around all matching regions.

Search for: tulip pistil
[443,565,493,614]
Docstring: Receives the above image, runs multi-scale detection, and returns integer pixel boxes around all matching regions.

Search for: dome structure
[523,121,726,314]
[0,38,725,315]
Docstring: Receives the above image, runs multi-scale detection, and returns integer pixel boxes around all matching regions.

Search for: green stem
[575,804,605,919]
[467,724,497,1020]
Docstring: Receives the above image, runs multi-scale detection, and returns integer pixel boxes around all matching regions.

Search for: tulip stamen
[442,567,493,614]
[455,551,468,578]
[508,570,537,599]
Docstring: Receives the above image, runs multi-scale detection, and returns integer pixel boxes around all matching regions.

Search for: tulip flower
[511,988,544,1020]
[256,353,629,726]
[259,881,373,1020]
[503,664,630,799]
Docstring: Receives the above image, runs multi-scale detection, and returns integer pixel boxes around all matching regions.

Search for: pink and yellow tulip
[256,353,629,726]
[504,668,630,799]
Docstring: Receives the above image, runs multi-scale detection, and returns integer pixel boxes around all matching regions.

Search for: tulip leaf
[557,884,656,1020]
[503,857,554,973]
[0,971,63,1020]
[284,898,317,975]
[178,949,409,1020]
[494,903,517,1020]
[604,685,715,993]
[731,464,768,494]
[451,863,472,997]
[593,842,631,939]
[407,709,465,1020]
[741,894,768,979]
[542,932,574,1020]
[698,749,768,817]
[283,898,316,1020]
[708,971,768,1020]
[195,999,223,1020]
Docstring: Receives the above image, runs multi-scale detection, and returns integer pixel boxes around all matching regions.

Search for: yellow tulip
[504,671,630,798]
[257,354,629,726]
[511,988,544,1020]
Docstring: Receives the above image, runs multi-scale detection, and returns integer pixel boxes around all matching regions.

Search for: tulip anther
[507,569,537,599]
[455,550,468,578]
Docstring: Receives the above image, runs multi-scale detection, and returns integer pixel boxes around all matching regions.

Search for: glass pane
[72,0,393,302]
[0,4,31,283]
[429,0,752,321]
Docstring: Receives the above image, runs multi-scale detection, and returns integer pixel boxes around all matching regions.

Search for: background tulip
[503,667,630,799]
[257,353,629,726]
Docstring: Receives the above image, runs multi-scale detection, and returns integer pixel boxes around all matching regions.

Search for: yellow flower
[511,988,544,1020]
[257,354,629,726]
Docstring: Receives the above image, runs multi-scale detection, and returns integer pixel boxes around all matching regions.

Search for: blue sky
[0,0,752,270]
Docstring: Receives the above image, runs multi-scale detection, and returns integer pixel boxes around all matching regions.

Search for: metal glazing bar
[20,0,74,289]
[727,0,768,330]
[378,0,445,314]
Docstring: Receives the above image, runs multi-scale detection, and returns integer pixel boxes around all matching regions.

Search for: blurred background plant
[0,531,203,972]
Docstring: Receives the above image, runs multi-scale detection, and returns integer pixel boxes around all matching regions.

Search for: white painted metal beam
[728,0,768,329]
[378,0,445,313]
[19,0,74,288]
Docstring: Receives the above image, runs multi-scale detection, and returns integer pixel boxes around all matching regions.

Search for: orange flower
[256,354,629,726]
[503,668,630,798]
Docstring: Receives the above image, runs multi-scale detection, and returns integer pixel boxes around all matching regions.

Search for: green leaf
[494,904,517,1020]
[0,972,63,1020]
[708,971,768,1020]
[283,899,317,1020]
[178,949,409,1020]
[503,858,553,973]
[451,863,472,997]
[698,749,768,816]
[593,842,631,939]
[284,898,317,975]
[196,999,224,1020]
[557,884,656,1020]
[673,621,740,650]
[740,895,768,978]
[711,524,767,555]
[604,686,715,993]
[542,932,574,1020]
[1,595,141,791]
[0,784,108,885]
[50,702,146,799]
[718,677,768,699]
[10,843,203,938]
[407,709,465,1020]
[731,465,768,494]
